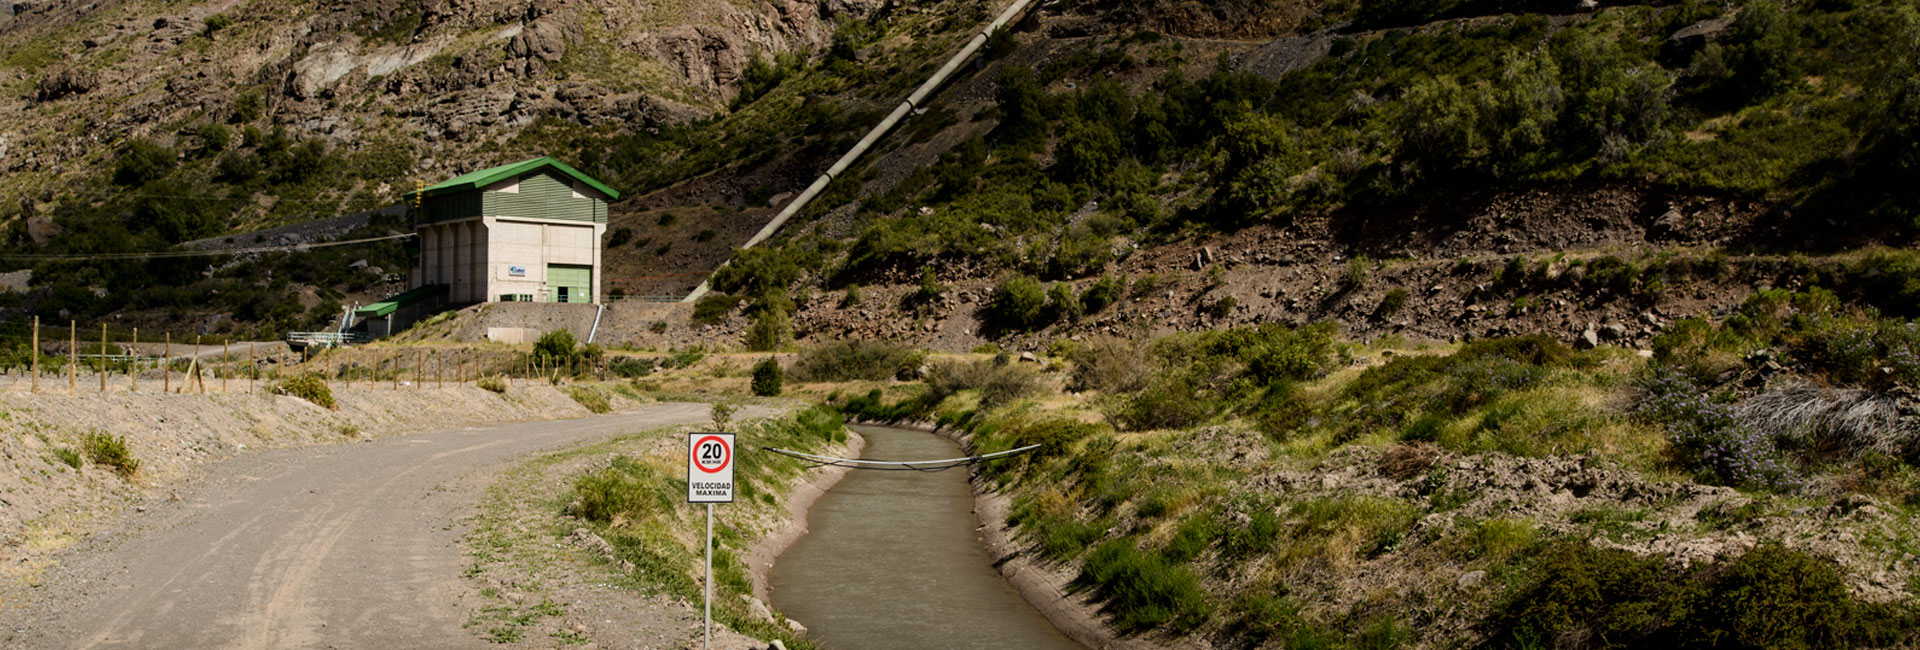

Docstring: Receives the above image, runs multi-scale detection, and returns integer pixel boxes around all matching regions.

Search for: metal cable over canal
[768,425,1083,650]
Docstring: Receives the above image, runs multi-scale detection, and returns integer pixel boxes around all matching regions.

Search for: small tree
[744,307,792,351]
[751,357,784,397]
[534,329,578,367]
[710,401,738,431]
[988,275,1049,330]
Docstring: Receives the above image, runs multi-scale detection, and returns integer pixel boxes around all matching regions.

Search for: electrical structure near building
[406,156,619,306]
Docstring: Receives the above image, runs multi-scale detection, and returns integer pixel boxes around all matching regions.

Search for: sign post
[687,432,735,650]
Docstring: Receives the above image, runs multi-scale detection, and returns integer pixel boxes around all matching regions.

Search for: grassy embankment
[687,280,1920,647]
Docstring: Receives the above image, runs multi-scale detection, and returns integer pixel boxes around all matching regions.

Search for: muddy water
[770,425,1084,650]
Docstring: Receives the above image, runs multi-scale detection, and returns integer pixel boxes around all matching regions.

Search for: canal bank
[926,423,1201,650]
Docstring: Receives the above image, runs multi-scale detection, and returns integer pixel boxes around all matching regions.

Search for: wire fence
[0,316,608,396]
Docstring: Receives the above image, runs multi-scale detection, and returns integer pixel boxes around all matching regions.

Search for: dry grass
[1739,383,1914,457]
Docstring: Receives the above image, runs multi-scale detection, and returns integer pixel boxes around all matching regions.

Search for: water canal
[769,425,1084,650]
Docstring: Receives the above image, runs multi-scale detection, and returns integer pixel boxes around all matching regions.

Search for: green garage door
[548,264,592,304]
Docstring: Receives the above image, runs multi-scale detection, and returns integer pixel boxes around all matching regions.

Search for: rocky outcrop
[32,66,97,102]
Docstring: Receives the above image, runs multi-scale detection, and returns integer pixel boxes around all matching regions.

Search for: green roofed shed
[407,156,615,306]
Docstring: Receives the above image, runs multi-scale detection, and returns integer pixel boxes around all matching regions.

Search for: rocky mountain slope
[0,0,878,203]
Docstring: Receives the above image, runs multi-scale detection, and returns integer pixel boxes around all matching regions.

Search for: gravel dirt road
[1,402,718,649]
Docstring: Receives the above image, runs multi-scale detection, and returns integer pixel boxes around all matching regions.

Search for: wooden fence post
[163,332,170,394]
[250,343,256,394]
[194,336,205,395]
[130,328,137,394]
[99,322,106,393]
[29,315,37,393]
[222,340,229,394]
[68,320,75,395]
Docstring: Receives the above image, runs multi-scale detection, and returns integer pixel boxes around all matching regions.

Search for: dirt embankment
[0,377,645,599]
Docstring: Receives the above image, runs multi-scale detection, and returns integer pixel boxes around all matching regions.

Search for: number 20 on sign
[687,432,734,503]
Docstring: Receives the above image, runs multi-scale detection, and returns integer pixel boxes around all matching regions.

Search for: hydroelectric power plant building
[406,156,619,306]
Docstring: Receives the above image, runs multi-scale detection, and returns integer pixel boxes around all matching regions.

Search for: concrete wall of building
[478,218,604,302]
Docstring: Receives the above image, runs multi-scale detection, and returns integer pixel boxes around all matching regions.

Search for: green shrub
[1113,371,1213,431]
[1670,544,1873,648]
[750,357,783,397]
[1066,337,1153,393]
[1204,296,1237,319]
[81,431,139,478]
[534,329,579,368]
[1076,539,1211,633]
[1012,498,1109,561]
[792,405,846,443]
[568,386,612,414]
[692,294,741,325]
[709,401,738,431]
[1337,335,1578,434]
[1046,282,1082,322]
[923,359,1043,408]
[609,357,653,378]
[567,456,672,525]
[1080,275,1126,314]
[743,308,791,351]
[839,388,909,422]
[1344,256,1371,288]
[1003,418,1108,462]
[270,373,336,409]
[1377,287,1410,318]
[790,340,925,382]
[477,375,507,394]
[52,446,82,469]
[987,275,1050,330]
[201,13,232,35]
[1495,541,1913,648]
[114,139,176,187]
[903,266,945,311]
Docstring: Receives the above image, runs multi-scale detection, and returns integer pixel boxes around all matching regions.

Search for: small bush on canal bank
[568,386,612,414]
[1076,538,1211,634]
[477,375,507,394]
[566,455,674,525]
[270,373,335,409]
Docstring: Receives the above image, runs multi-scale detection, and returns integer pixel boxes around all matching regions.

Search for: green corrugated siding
[547,264,591,304]
[422,192,482,224]
[481,170,606,223]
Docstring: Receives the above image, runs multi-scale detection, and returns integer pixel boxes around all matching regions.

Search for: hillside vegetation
[762,313,1920,647]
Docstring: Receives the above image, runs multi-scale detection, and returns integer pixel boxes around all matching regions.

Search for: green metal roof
[411,157,619,201]
[356,284,448,317]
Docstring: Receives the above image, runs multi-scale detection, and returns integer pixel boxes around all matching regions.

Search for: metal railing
[604,294,686,304]
[284,331,367,347]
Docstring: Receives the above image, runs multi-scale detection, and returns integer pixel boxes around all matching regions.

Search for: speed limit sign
[687,432,735,503]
